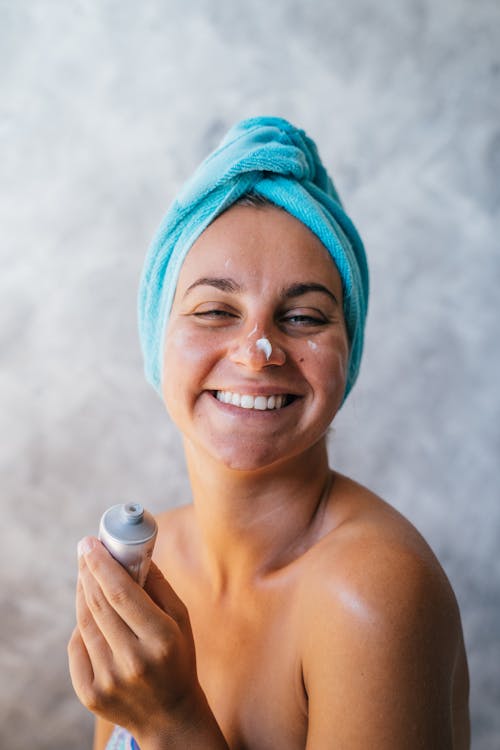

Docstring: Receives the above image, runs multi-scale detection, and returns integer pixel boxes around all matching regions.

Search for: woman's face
[162,204,349,472]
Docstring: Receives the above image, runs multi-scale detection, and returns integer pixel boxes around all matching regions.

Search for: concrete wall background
[1,1,499,748]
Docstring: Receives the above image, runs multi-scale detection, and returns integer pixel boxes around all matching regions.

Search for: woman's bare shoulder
[302,471,462,650]
[319,472,453,580]
[298,473,469,747]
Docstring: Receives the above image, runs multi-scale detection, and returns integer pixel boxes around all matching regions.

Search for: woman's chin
[211,446,286,473]
[199,434,326,474]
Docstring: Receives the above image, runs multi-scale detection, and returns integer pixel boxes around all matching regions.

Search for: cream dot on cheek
[308,340,319,352]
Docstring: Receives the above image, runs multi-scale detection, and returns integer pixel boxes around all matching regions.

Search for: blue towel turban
[138,116,369,401]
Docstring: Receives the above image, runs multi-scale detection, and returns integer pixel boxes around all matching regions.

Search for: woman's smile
[213,390,295,410]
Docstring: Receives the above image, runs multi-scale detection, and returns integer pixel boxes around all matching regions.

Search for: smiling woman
[68,117,470,750]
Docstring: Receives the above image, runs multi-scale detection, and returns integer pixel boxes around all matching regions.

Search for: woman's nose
[228,329,286,370]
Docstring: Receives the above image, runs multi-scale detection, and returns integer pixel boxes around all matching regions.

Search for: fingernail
[77,536,96,558]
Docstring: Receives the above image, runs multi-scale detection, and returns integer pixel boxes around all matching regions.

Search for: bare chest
[188,591,308,750]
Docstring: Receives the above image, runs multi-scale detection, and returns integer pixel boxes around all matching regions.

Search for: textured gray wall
[1,1,499,748]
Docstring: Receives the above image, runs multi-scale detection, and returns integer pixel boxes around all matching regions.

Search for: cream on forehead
[256,337,272,360]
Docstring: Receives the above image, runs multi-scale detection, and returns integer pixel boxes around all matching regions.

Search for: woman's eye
[282,314,326,326]
[193,309,236,320]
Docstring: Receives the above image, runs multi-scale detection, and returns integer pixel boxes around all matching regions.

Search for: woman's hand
[68,536,223,749]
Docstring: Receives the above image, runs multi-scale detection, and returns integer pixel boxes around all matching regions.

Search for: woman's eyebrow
[183,278,339,305]
[183,277,243,298]
[283,282,340,306]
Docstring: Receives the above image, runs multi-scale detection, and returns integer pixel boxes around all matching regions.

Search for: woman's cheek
[308,334,349,401]
[162,325,217,412]
[166,324,222,370]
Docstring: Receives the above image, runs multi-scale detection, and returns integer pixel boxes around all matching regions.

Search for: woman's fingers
[67,626,96,706]
[70,538,200,727]
[76,562,116,665]
[78,537,180,640]
[76,554,153,711]
[144,561,190,626]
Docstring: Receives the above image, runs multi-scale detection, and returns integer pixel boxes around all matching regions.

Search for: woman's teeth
[215,391,288,410]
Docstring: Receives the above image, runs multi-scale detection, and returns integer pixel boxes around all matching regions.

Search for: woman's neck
[183,439,332,597]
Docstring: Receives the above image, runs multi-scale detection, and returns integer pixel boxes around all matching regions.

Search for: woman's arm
[68,537,229,750]
[93,717,114,750]
[301,539,469,749]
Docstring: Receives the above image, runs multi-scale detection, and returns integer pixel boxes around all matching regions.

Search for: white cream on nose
[256,337,272,360]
